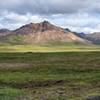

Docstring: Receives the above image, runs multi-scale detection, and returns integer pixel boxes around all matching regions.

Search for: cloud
[0,0,99,15]
[0,11,45,29]
[2,11,43,23]
[0,0,100,33]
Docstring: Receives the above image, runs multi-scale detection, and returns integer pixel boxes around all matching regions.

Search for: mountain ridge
[0,21,92,45]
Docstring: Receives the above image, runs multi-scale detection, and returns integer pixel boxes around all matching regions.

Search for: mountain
[0,21,91,45]
[73,31,100,44]
[74,32,86,38]
[64,28,100,45]
[64,29,87,38]
[0,29,12,36]
[86,32,100,44]
[64,29,93,43]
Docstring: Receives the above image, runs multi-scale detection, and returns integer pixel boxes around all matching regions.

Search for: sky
[0,0,100,33]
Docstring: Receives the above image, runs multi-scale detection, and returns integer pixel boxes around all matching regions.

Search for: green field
[0,44,100,52]
[0,52,100,100]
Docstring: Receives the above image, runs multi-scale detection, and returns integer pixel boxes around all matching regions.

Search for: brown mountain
[0,21,91,45]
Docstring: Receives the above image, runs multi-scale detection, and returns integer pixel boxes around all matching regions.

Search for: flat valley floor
[0,52,100,100]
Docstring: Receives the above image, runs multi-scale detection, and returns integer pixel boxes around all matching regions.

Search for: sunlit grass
[0,44,100,52]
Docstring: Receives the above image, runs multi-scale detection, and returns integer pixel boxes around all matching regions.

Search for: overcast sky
[0,0,100,33]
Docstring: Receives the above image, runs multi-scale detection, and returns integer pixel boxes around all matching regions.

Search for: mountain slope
[0,21,91,45]
[86,32,100,44]
[0,29,12,36]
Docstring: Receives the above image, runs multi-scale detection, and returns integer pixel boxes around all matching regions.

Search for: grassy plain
[0,52,100,100]
[0,44,100,52]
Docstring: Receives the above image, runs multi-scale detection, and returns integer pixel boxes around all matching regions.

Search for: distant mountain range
[72,31,100,44]
[0,21,99,45]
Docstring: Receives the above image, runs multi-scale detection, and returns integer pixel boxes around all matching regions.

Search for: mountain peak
[0,29,10,33]
[29,20,51,27]
[42,20,50,24]
[0,29,12,36]
[40,21,55,32]
[14,21,57,34]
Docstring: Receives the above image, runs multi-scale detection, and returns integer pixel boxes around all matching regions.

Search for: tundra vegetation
[0,52,99,100]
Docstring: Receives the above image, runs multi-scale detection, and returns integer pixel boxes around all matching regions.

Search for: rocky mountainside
[0,21,91,45]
